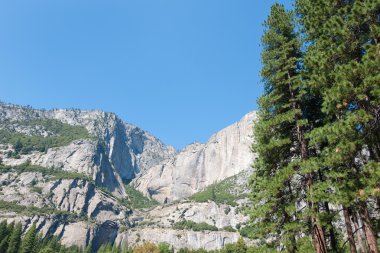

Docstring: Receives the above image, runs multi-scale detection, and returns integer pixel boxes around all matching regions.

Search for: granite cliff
[0,103,256,251]
[133,112,257,203]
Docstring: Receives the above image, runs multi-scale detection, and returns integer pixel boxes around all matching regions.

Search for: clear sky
[0,0,292,149]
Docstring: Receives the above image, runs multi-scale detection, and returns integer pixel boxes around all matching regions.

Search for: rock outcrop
[0,103,256,251]
[0,170,128,250]
[116,228,241,251]
[133,112,257,202]
[0,104,176,197]
[0,103,176,250]
[129,201,248,230]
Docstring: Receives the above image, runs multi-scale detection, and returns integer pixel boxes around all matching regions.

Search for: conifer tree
[0,221,7,240]
[234,238,247,253]
[20,223,37,253]
[45,236,62,252]
[0,222,14,253]
[296,0,380,252]
[6,223,22,253]
[250,3,329,252]
[85,242,92,253]
[0,221,8,253]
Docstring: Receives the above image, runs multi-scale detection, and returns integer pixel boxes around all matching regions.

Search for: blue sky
[0,0,292,149]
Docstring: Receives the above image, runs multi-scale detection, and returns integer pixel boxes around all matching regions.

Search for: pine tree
[234,238,247,253]
[0,222,15,253]
[14,139,23,154]
[250,3,325,252]
[98,243,113,253]
[296,0,380,252]
[0,238,9,253]
[0,221,7,242]
[85,242,92,253]
[46,236,62,252]
[20,223,37,253]
[6,223,22,253]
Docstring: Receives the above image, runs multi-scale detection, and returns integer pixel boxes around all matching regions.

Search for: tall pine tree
[19,223,37,253]
[6,223,22,253]
[296,0,380,252]
[250,3,328,252]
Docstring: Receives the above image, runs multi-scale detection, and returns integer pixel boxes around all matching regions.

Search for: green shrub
[121,184,159,209]
[31,186,42,194]
[0,119,93,155]
[222,226,236,232]
[0,200,54,216]
[158,242,172,253]
[239,226,254,238]
[0,163,91,181]
[0,200,86,222]
[173,220,218,232]
[189,176,243,206]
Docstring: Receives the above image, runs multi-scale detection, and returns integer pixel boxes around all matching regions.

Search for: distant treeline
[0,220,272,253]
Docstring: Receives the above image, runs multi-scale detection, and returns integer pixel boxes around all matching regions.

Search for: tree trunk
[358,202,379,253]
[285,212,297,253]
[312,219,328,253]
[285,181,297,253]
[318,170,338,252]
[287,70,327,253]
[306,176,327,253]
[324,203,338,252]
[343,207,357,253]
[369,143,380,162]
[352,212,367,253]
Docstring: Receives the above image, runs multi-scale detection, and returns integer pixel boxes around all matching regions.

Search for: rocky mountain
[0,102,256,251]
[0,104,176,196]
[133,112,257,203]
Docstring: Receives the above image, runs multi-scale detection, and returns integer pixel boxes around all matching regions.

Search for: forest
[250,0,379,252]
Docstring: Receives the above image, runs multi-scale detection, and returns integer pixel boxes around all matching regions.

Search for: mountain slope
[0,102,256,251]
[133,112,257,203]
[0,103,175,250]
[0,103,176,196]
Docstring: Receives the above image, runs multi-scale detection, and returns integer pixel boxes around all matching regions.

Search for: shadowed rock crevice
[92,221,119,251]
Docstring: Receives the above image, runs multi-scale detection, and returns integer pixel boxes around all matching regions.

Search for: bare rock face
[129,202,248,230]
[0,103,175,250]
[0,104,176,197]
[0,213,119,250]
[0,170,128,250]
[115,228,241,251]
[133,112,257,202]
[0,103,256,251]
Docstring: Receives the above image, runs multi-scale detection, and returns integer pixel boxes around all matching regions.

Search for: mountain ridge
[0,102,256,251]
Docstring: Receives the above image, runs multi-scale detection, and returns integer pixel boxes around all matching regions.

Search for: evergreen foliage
[0,200,84,220]
[0,163,91,181]
[158,243,173,253]
[122,184,159,209]
[250,0,380,252]
[6,223,22,253]
[173,220,219,232]
[0,222,281,253]
[0,119,93,155]
[19,223,37,253]
[250,4,313,251]
[189,174,247,206]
